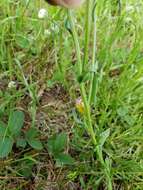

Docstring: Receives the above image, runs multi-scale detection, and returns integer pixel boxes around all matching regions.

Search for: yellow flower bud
[75,98,84,114]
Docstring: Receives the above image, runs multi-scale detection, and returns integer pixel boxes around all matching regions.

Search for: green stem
[68,10,82,76]
[83,0,92,71]
[80,84,97,145]
[88,2,98,104]
[68,10,96,145]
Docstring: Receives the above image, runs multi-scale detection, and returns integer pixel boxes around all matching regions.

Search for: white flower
[51,24,59,34]
[38,8,47,19]
[44,29,50,36]
[8,81,16,89]
[126,5,134,12]
[125,17,132,23]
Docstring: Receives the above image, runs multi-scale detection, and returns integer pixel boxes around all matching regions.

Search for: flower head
[8,81,16,89]
[75,97,84,114]
[44,29,51,36]
[38,8,48,19]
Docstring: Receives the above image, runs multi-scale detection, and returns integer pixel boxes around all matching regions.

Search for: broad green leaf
[16,138,27,148]
[56,153,74,165]
[54,133,67,152]
[26,127,39,139]
[47,133,67,154]
[47,136,56,154]
[27,138,43,150]
[0,121,7,137]
[8,111,25,136]
[25,127,42,150]
[0,137,14,158]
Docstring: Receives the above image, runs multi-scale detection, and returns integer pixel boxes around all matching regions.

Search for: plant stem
[68,10,82,76]
[80,83,97,145]
[68,10,96,144]
[83,0,92,71]
[88,2,98,104]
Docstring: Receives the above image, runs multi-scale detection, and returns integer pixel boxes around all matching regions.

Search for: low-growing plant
[0,111,24,158]
[47,132,74,165]
[0,110,43,158]
[0,0,143,189]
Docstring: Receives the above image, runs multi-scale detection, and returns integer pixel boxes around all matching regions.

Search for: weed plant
[0,0,143,189]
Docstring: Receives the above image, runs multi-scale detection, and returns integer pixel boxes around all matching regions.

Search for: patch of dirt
[36,83,72,135]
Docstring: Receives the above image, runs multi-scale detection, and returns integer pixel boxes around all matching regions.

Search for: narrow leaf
[99,129,110,148]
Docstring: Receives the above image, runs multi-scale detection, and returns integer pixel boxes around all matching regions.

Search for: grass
[0,0,143,189]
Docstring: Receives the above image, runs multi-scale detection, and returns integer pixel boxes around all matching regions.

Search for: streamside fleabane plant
[44,0,113,189]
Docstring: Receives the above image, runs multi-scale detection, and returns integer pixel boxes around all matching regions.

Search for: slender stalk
[88,2,98,104]
[68,10,96,142]
[68,10,82,76]
[68,10,96,145]
[80,84,97,145]
[83,0,92,71]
